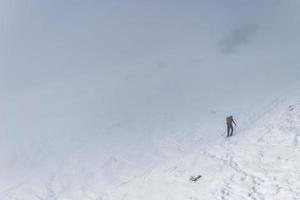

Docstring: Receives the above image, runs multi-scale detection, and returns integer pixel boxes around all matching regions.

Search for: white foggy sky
[0,0,297,90]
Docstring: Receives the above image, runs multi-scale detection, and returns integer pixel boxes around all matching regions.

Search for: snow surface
[1,99,300,199]
[101,101,300,200]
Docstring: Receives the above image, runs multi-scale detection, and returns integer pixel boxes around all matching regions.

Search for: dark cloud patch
[157,61,167,69]
[218,24,259,54]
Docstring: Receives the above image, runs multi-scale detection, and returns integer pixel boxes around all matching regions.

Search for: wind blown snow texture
[1,99,300,199]
[105,100,300,200]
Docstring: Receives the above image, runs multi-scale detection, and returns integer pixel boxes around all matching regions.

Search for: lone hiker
[226,115,237,137]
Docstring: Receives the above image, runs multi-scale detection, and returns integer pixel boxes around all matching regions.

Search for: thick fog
[0,0,300,192]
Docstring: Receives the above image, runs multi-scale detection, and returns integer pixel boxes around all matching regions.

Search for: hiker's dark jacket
[226,116,236,126]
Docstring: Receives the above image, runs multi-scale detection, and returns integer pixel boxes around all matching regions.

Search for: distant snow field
[1,100,300,199]
[106,100,300,200]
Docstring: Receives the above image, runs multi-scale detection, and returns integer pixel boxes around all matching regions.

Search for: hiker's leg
[227,125,230,137]
[230,126,233,136]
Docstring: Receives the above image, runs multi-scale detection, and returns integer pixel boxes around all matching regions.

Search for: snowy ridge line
[2,100,300,199]
[210,101,300,200]
[105,100,300,200]
[239,98,284,133]
[220,99,283,139]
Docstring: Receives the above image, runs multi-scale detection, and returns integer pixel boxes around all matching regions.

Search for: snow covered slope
[105,100,300,200]
[2,99,300,200]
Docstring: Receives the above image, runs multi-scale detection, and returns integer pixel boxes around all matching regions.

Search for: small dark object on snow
[190,175,202,182]
[289,105,295,111]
